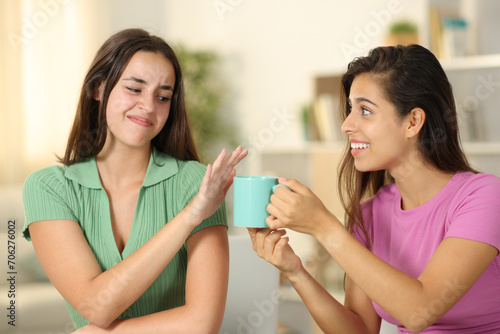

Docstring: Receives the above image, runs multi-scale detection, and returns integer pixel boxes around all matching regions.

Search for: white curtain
[0,0,110,185]
[0,0,24,185]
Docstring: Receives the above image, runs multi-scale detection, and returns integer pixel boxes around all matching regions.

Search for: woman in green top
[22,28,247,333]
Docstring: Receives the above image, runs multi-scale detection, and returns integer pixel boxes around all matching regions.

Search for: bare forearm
[88,305,221,334]
[79,209,198,327]
[313,222,429,330]
[285,267,371,334]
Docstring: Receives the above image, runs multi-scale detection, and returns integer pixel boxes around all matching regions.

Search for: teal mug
[233,176,289,228]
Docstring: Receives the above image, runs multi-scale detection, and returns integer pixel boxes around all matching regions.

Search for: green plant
[389,21,418,34]
[175,45,238,163]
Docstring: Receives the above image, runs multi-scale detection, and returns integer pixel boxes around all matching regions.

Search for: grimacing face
[97,51,176,151]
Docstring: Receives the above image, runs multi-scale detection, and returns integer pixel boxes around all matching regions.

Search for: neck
[96,142,152,189]
[390,160,454,210]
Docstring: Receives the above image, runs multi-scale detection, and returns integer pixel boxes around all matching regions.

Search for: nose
[139,93,155,112]
[341,110,356,134]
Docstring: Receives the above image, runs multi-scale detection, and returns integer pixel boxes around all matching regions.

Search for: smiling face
[341,73,420,174]
[98,51,175,152]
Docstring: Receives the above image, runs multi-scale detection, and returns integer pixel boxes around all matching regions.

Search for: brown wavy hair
[338,45,477,249]
[59,28,199,165]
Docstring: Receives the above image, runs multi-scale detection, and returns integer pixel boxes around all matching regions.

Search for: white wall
[162,0,426,172]
[18,0,170,171]
[11,0,426,176]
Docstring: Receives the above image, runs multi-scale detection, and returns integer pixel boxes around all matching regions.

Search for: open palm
[188,146,248,224]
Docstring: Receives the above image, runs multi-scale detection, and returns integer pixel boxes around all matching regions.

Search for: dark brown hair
[338,44,477,248]
[60,28,199,165]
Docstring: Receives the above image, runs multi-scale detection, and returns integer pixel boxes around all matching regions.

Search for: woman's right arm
[29,147,247,328]
[30,211,194,328]
[248,228,381,334]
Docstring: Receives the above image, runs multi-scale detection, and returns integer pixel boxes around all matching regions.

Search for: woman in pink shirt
[249,44,500,333]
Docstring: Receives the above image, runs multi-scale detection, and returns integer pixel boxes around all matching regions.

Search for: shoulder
[450,172,500,202]
[445,172,500,221]
[149,148,206,185]
[457,171,500,190]
[177,159,206,176]
[445,172,500,250]
[175,159,207,187]
[23,165,69,194]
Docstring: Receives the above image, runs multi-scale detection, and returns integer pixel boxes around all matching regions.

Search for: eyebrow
[348,97,378,107]
[123,76,173,91]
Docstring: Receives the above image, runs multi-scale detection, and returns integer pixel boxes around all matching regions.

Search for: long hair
[338,44,477,248]
[60,28,199,165]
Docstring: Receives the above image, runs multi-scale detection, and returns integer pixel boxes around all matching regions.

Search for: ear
[405,107,425,139]
[93,82,105,101]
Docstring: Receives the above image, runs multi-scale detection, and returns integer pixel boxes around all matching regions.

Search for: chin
[354,162,383,173]
[354,161,369,172]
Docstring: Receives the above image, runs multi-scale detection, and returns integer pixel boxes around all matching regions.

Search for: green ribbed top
[22,148,227,329]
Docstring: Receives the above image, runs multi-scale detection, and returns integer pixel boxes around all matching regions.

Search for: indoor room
[1,0,499,333]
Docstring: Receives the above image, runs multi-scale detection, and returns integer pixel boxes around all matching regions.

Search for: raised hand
[186,146,248,226]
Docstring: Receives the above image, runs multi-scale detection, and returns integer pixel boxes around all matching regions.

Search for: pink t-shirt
[357,171,500,333]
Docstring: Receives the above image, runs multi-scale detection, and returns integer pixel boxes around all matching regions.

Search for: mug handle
[272,184,290,192]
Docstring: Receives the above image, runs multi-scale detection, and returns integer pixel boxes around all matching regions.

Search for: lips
[127,115,153,127]
[350,140,370,156]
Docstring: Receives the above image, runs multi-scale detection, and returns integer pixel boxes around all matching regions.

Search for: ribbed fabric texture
[22,150,227,329]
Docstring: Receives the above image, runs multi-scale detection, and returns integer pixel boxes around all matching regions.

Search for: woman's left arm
[324,227,497,333]
[73,225,229,334]
[267,178,499,333]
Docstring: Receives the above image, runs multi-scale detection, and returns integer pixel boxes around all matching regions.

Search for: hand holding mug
[247,228,302,276]
[266,178,336,237]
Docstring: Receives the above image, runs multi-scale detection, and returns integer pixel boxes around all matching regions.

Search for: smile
[351,143,370,150]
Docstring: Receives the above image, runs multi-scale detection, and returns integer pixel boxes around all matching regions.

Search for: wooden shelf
[440,54,500,71]
[462,141,500,156]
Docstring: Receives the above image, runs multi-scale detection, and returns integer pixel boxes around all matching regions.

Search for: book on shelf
[429,6,469,59]
[429,7,444,59]
[310,93,343,142]
[457,100,485,142]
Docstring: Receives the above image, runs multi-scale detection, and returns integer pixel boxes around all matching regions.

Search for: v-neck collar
[64,147,180,259]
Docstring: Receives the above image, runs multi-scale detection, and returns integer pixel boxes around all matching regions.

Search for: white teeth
[351,143,370,149]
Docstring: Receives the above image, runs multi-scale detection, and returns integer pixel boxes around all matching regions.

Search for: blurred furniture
[220,235,280,334]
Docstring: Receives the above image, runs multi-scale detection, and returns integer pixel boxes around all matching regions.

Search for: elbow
[91,317,115,329]
[76,303,119,329]
[403,324,429,334]
[84,313,116,329]
[400,309,438,333]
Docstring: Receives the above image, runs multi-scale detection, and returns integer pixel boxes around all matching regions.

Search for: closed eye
[127,87,140,93]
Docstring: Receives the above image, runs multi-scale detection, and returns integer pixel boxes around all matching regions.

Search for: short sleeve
[22,166,78,241]
[446,174,500,252]
[176,161,228,237]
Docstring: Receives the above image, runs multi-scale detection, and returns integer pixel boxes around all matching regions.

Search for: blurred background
[1,0,499,333]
